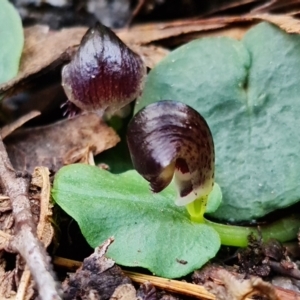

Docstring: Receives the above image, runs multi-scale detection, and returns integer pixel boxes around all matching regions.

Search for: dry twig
[0,138,61,299]
[16,167,54,299]
[0,110,41,139]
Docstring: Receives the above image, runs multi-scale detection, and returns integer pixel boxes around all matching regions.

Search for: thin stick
[0,138,61,299]
[128,0,147,25]
[16,265,31,300]
[125,271,216,300]
[0,110,41,139]
[16,167,54,300]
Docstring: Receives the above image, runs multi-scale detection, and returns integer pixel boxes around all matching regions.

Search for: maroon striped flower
[127,100,215,221]
[62,23,146,117]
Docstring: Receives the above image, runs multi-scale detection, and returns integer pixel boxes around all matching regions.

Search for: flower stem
[186,196,208,223]
[186,196,300,247]
[204,215,300,247]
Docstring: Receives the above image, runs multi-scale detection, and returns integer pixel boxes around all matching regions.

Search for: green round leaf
[136,22,300,222]
[0,0,24,85]
[206,183,222,214]
[52,164,220,278]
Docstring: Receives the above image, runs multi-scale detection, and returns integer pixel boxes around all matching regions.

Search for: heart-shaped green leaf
[0,0,24,85]
[135,22,300,222]
[52,164,220,278]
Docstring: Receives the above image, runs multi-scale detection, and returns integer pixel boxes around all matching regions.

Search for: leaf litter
[0,25,169,98]
[3,13,300,99]
[0,166,54,299]
[4,113,120,173]
[62,238,132,299]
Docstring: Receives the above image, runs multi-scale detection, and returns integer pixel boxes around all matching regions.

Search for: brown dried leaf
[31,167,53,248]
[192,264,243,286]
[0,253,34,300]
[0,195,11,213]
[62,238,132,300]
[0,213,14,234]
[130,45,170,69]
[192,264,300,300]
[203,0,262,16]
[64,146,95,166]
[0,25,87,95]
[136,282,157,300]
[159,295,179,300]
[117,18,231,45]
[202,14,300,36]
[0,230,11,250]
[4,113,120,173]
[0,25,169,98]
[196,15,300,47]
[0,111,41,139]
[118,14,300,46]
[201,268,280,300]
[161,24,250,48]
[217,269,279,300]
[0,269,16,299]
[252,0,300,13]
[0,256,5,278]
[250,13,300,33]
[109,284,137,300]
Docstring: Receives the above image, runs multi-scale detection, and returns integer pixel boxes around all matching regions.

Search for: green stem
[204,215,300,247]
[185,196,300,247]
[186,196,207,223]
